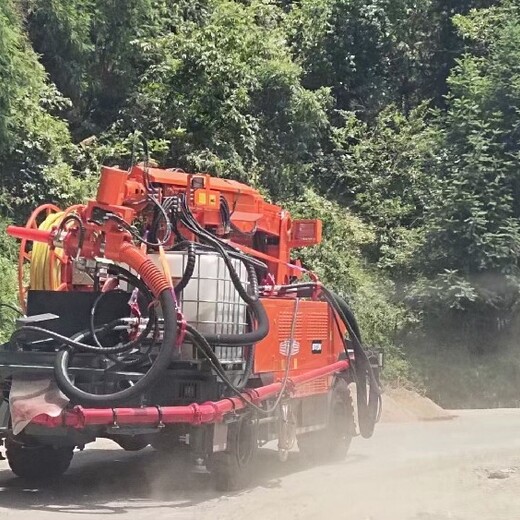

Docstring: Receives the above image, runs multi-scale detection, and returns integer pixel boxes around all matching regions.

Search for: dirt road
[1,409,520,519]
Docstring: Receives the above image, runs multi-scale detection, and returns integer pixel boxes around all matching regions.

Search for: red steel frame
[31,360,349,429]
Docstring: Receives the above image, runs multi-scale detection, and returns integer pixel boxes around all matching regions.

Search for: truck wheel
[5,435,74,480]
[208,415,258,492]
[298,379,355,462]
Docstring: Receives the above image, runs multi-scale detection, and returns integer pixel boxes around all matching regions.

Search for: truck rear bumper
[28,360,349,429]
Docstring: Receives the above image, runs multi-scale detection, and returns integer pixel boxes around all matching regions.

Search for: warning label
[311,340,322,354]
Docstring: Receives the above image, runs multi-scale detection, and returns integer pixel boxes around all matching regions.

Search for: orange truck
[0,161,381,490]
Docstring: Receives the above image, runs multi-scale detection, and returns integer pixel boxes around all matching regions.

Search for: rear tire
[208,415,258,492]
[298,379,355,462]
[5,435,74,480]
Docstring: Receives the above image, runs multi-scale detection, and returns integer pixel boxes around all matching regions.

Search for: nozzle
[7,226,53,243]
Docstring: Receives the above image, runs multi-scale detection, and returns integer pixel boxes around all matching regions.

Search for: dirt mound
[380,387,454,423]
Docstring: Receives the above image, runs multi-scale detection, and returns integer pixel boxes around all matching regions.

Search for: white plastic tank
[148,250,250,337]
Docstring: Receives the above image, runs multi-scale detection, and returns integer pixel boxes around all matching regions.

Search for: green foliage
[285,0,494,116]
[312,104,441,275]
[408,333,520,408]
[109,0,330,198]
[0,1,89,217]
[0,217,20,342]
[287,189,413,381]
[406,1,520,347]
[24,0,170,137]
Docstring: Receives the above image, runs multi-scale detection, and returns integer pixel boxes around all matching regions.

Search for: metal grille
[178,251,249,336]
[214,346,244,363]
[277,311,328,343]
[295,376,330,397]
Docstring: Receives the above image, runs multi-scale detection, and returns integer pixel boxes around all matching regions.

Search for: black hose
[176,199,269,345]
[201,264,268,346]
[88,265,157,354]
[11,320,136,354]
[0,303,24,316]
[220,195,257,236]
[179,195,266,273]
[246,263,259,297]
[53,288,176,407]
[203,297,269,346]
[176,240,267,271]
[13,266,159,357]
[172,241,196,296]
[58,214,85,251]
[108,210,171,248]
[327,291,381,439]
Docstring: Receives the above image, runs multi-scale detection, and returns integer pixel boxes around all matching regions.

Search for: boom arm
[9,165,322,286]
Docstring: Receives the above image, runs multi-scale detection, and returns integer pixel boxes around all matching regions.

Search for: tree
[111,0,330,199]
[0,0,85,216]
[410,1,520,344]
[285,0,499,118]
[309,104,440,280]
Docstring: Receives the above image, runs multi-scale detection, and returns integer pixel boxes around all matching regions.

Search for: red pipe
[7,226,53,244]
[30,360,349,429]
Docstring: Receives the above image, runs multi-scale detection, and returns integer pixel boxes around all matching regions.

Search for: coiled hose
[89,264,159,368]
[30,212,65,291]
[14,245,178,407]
[53,285,175,408]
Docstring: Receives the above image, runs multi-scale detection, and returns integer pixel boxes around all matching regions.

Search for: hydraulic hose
[170,241,196,296]
[177,198,269,345]
[203,297,268,346]
[202,267,269,346]
[88,266,157,354]
[51,244,177,407]
[168,240,267,345]
[328,291,381,439]
[53,288,175,407]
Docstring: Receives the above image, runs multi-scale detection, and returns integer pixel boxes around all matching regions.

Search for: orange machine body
[13,164,335,385]
[2,160,379,485]
[91,166,334,385]
[124,165,322,284]
[254,297,346,394]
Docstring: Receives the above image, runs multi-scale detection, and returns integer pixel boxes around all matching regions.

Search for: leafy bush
[286,189,413,382]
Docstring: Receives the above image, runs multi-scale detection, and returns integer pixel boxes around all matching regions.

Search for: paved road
[2,409,520,519]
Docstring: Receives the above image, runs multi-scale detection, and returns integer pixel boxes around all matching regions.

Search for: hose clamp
[155,405,165,429]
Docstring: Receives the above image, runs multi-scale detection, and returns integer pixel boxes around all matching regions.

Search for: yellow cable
[158,245,174,289]
[30,212,65,291]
